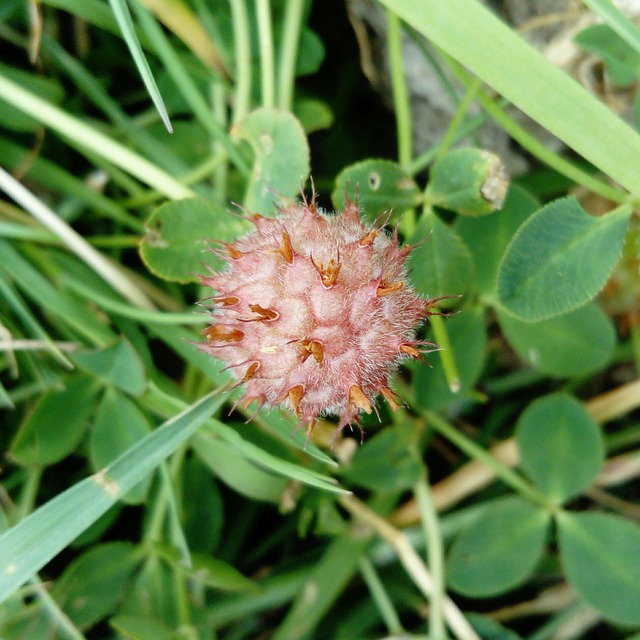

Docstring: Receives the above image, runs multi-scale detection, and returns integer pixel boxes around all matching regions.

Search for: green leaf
[232,108,310,215]
[119,556,178,629]
[331,159,422,222]
[108,0,172,131]
[456,184,539,297]
[448,497,550,597]
[9,375,100,467]
[575,24,640,87]
[294,97,333,134]
[375,0,640,196]
[342,425,423,492]
[140,197,250,283]
[182,457,224,554]
[110,614,175,640]
[497,303,615,378]
[0,391,225,604]
[583,0,640,64]
[407,211,475,297]
[72,337,147,396]
[187,554,258,592]
[515,393,604,504]
[425,148,508,216]
[466,613,524,640]
[557,511,640,625]
[294,28,325,76]
[52,542,142,630]
[497,198,631,321]
[0,380,13,410]
[89,389,152,504]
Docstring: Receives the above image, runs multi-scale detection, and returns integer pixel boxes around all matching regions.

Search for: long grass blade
[378,0,640,197]
[0,391,223,604]
[108,0,173,133]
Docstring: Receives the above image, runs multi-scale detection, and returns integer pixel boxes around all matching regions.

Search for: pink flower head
[200,191,441,441]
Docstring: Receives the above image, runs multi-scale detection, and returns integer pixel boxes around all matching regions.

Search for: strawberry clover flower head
[200,190,442,441]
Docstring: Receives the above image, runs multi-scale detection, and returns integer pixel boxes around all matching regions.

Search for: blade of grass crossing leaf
[582,0,640,58]
[447,60,627,204]
[0,391,224,604]
[108,0,172,133]
[197,426,346,494]
[378,0,640,197]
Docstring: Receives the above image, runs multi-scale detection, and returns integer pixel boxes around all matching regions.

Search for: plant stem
[358,556,405,635]
[29,577,88,640]
[424,410,552,509]
[408,110,493,176]
[278,0,304,111]
[386,10,412,168]
[340,494,481,640]
[430,314,461,393]
[446,56,629,204]
[211,80,229,201]
[256,0,275,108]
[17,467,42,522]
[435,77,482,161]
[230,0,252,123]
[415,477,448,640]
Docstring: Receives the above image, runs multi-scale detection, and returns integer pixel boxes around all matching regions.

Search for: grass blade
[0,72,194,200]
[378,0,640,196]
[108,0,173,133]
[0,391,224,604]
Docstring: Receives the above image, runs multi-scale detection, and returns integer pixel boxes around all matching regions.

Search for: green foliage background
[1,0,640,638]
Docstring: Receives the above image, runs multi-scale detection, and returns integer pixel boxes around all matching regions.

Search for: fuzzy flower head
[200,191,441,441]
